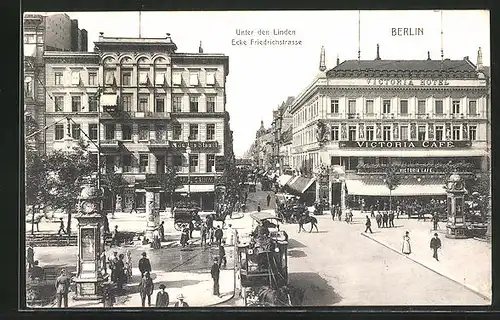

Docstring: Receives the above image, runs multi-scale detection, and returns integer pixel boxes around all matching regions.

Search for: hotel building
[288,46,489,208]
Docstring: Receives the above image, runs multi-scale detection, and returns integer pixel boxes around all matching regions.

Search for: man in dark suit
[214,226,223,246]
[138,252,152,278]
[155,284,169,307]
[139,271,154,307]
[211,258,220,296]
[364,216,373,233]
[432,212,439,231]
[159,221,165,242]
[430,233,442,261]
[218,243,227,268]
[388,211,395,228]
[55,269,71,308]
[382,211,388,228]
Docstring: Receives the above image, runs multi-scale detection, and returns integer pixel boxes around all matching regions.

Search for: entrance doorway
[156,155,166,174]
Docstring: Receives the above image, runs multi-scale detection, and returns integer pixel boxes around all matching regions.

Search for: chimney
[319,46,326,72]
[477,47,483,71]
[99,32,104,40]
[199,41,203,53]
[427,51,431,60]
[375,43,381,60]
[336,54,340,66]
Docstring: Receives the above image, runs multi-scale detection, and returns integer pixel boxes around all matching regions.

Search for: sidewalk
[359,217,491,301]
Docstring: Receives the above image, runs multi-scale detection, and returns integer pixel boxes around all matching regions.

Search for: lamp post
[383,166,399,215]
[186,146,191,199]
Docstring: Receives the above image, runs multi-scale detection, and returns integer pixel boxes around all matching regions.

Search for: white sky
[38,10,490,157]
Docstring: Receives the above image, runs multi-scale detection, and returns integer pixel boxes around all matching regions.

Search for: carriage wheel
[174,222,183,231]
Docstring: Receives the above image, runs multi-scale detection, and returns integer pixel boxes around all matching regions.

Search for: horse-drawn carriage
[173,205,202,231]
[237,212,302,306]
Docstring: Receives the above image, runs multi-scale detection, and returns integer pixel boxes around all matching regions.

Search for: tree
[42,141,96,236]
[25,150,47,234]
[102,170,124,218]
[384,166,400,215]
[158,165,181,216]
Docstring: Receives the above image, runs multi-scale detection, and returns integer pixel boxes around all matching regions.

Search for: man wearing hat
[55,269,71,308]
[155,284,169,307]
[174,294,189,307]
[138,252,152,278]
[110,251,119,283]
[430,233,442,261]
[211,257,220,296]
[139,271,154,307]
[110,225,119,247]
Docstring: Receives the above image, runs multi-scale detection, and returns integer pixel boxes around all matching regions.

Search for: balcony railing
[100,139,120,149]
[147,139,170,149]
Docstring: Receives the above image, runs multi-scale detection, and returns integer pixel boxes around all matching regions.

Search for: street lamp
[186,146,191,199]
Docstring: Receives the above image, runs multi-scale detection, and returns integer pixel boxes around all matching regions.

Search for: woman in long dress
[402,231,411,254]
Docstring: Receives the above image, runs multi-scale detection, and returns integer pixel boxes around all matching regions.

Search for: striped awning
[175,184,215,193]
[286,176,316,194]
[345,180,447,196]
[277,175,293,186]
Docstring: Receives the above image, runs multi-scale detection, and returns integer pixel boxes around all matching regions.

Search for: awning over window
[100,94,118,107]
[175,184,215,193]
[277,175,293,187]
[345,180,447,196]
[286,176,316,194]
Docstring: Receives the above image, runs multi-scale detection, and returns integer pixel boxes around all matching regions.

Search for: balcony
[100,110,170,120]
[147,139,170,149]
[100,139,120,149]
[415,113,428,119]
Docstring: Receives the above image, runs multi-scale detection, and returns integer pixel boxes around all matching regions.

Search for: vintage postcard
[22,10,491,309]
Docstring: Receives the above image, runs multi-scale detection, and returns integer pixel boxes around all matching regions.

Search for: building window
[122,154,131,172]
[365,100,374,114]
[331,99,339,114]
[418,126,426,141]
[122,124,132,140]
[189,124,199,140]
[348,126,356,141]
[206,154,215,172]
[348,100,356,118]
[55,72,63,85]
[452,126,461,140]
[71,124,80,139]
[206,72,216,85]
[383,126,391,141]
[366,126,374,141]
[189,154,199,172]
[122,94,132,112]
[469,125,477,141]
[122,70,132,86]
[155,97,165,112]
[173,96,182,112]
[24,34,35,43]
[105,124,115,140]
[71,71,81,85]
[139,154,149,172]
[382,100,391,114]
[172,154,182,171]
[417,100,426,114]
[89,124,98,140]
[189,73,199,86]
[155,124,166,141]
[54,96,64,112]
[172,73,182,86]
[105,70,115,85]
[452,100,460,114]
[331,126,339,141]
[400,125,408,141]
[88,72,97,86]
[435,100,443,114]
[139,125,149,141]
[25,78,33,98]
[173,124,182,140]
[435,126,444,141]
[155,71,166,86]
[71,96,81,112]
[55,124,64,140]
[207,96,216,113]
[138,95,148,112]
[468,100,477,115]
[206,124,215,140]
[139,70,150,85]
[189,96,199,112]
[400,100,408,114]
[89,96,98,112]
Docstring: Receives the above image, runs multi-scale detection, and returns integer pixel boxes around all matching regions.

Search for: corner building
[289,49,489,209]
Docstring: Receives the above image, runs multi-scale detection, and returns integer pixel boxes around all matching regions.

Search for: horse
[298,215,319,233]
[257,285,304,306]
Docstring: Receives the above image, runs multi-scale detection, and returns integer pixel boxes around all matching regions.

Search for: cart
[173,207,201,231]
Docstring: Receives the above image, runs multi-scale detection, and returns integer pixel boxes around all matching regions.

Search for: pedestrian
[376,212,382,228]
[152,228,161,249]
[110,251,119,283]
[115,254,126,291]
[189,220,195,239]
[337,207,342,221]
[227,224,234,246]
[139,271,154,307]
[218,242,227,268]
[389,211,395,228]
[430,233,442,261]
[26,245,34,270]
[330,205,335,221]
[432,212,439,231]
[382,212,388,228]
[110,225,119,247]
[370,205,375,218]
[214,225,223,246]
[402,231,411,255]
[138,252,152,278]
[130,196,138,214]
[364,215,373,233]
[180,226,189,247]
[55,269,71,308]
[155,284,169,308]
[57,218,67,236]
[159,221,165,242]
[30,260,44,280]
[257,203,261,212]
[174,294,189,307]
[125,250,132,283]
[200,222,208,247]
[211,257,220,297]
[267,193,271,207]
[396,205,401,219]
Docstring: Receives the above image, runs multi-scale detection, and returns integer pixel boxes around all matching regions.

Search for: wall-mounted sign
[367,78,450,86]
[169,141,219,150]
[339,140,471,149]
[178,175,216,185]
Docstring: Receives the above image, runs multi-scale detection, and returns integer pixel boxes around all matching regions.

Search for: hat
[177,294,185,300]
[113,251,118,254]
[159,284,166,289]
[142,252,147,256]
[434,233,439,236]
[214,257,218,261]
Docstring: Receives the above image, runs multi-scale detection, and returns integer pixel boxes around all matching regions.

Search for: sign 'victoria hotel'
[288,44,489,207]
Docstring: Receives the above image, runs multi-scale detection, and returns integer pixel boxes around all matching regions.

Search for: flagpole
[358,10,361,61]
[139,11,142,38]
[440,10,444,61]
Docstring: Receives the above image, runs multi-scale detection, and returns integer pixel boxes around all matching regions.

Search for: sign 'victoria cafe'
[340,141,472,149]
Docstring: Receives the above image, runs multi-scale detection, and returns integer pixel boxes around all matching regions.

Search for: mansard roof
[326,59,479,79]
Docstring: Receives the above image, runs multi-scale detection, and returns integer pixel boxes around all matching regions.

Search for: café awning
[100,94,119,107]
[345,180,446,196]
[175,184,215,193]
[286,176,316,194]
[277,175,293,186]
